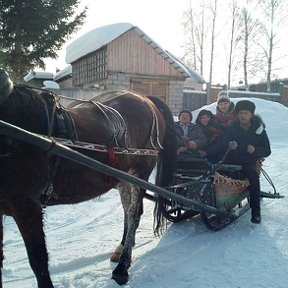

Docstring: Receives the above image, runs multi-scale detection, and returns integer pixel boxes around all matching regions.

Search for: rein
[144,100,164,150]
[90,100,128,148]
[46,137,159,156]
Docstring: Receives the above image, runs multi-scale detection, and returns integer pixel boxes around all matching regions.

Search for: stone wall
[168,80,184,116]
[57,75,186,115]
[81,73,130,91]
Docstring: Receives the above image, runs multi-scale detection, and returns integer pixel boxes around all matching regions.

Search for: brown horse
[0,69,177,287]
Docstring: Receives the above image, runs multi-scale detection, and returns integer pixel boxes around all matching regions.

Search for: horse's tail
[147,96,177,235]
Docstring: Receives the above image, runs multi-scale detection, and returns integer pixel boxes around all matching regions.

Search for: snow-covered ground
[2,98,288,288]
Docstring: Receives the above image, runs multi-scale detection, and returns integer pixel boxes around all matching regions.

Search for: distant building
[55,22,206,114]
[23,71,55,89]
[54,65,72,89]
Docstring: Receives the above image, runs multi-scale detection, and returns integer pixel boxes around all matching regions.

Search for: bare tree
[182,0,207,74]
[182,0,219,101]
[226,0,241,88]
[181,0,288,90]
[237,0,264,88]
[182,3,197,70]
[257,0,288,91]
[208,0,218,100]
[242,5,250,87]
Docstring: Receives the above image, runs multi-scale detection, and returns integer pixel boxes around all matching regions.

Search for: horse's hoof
[110,251,121,263]
[112,272,129,285]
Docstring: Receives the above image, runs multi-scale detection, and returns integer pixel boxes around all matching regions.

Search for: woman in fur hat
[215,90,237,129]
[195,109,224,146]
[195,109,225,161]
[207,100,271,224]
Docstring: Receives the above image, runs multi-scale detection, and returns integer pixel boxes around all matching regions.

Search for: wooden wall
[107,29,183,78]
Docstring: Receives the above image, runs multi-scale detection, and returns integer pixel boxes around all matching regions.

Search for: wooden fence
[182,88,285,112]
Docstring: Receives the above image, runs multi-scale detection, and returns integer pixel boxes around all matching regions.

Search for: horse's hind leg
[0,214,3,288]
[110,186,137,263]
[110,212,128,263]
[13,198,53,288]
[112,182,143,285]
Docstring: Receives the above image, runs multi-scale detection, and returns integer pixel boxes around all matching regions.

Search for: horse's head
[0,69,14,105]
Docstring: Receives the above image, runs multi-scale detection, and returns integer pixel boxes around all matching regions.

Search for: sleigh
[1,120,283,233]
[150,153,283,231]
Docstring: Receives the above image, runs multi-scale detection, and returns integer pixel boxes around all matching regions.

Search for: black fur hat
[179,109,192,121]
[235,100,256,114]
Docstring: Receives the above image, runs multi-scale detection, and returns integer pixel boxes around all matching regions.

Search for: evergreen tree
[0,0,87,83]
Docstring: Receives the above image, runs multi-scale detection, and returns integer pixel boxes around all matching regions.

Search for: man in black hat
[174,109,207,154]
[207,100,271,223]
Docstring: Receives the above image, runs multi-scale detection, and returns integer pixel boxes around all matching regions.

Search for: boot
[251,208,261,224]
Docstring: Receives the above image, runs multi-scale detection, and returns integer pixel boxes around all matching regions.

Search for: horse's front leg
[0,214,3,288]
[112,183,143,285]
[13,198,54,288]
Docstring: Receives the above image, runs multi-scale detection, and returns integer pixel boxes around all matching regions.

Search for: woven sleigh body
[213,172,250,210]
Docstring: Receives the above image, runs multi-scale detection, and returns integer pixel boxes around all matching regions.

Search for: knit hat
[235,100,256,114]
[217,90,231,104]
[179,109,192,121]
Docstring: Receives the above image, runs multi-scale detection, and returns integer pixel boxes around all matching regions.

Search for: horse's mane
[11,84,46,104]
[1,85,56,134]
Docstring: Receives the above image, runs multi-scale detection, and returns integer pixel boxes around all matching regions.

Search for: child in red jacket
[215,91,237,129]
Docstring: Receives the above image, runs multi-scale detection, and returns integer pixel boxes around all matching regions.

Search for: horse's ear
[0,69,14,102]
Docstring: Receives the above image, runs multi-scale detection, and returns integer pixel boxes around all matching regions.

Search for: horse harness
[41,91,164,202]
[0,86,163,204]
[40,90,78,205]
[144,100,164,150]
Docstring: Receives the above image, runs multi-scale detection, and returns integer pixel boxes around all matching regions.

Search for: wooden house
[59,23,205,114]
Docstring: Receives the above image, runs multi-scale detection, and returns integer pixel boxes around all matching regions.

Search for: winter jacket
[200,125,224,147]
[206,115,271,165]
[174,121,207,150]
[215,102,237,129]
[195,111,224,147]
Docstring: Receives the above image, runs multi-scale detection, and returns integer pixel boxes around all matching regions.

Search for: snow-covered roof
[53,65,72,81]
[164,50,205,83]
[23,71,54,82]
[66,23,133,64]
[42,80,60,90]
[65,22,206,82]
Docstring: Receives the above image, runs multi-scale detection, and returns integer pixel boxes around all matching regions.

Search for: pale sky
[44,0,288,86]
[45,0,190,74]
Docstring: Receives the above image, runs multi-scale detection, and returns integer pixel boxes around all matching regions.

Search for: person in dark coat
[195,109,224,147]
[174,109,207,155]
[206,100,271,224]
[195,109,225,162]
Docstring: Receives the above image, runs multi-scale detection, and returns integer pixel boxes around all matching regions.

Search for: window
[73,47,108,86]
